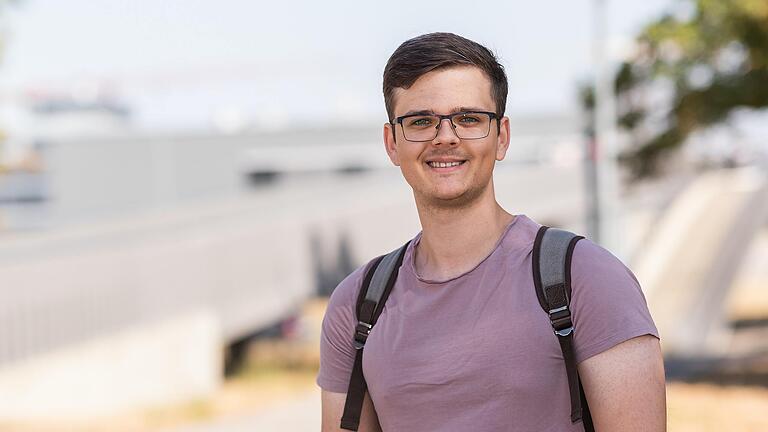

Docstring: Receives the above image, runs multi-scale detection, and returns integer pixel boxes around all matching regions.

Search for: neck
[413,182,515,281]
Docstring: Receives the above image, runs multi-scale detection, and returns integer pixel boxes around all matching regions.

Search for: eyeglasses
[392,111,499,142]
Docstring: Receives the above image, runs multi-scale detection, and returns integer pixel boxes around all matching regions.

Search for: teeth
[429,161,462,168]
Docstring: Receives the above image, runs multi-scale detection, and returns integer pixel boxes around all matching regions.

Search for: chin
[427,185,466,200]
[421,187,482,208]
[433,190,466,201]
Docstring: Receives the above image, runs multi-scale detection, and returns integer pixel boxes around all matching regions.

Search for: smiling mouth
[426,160,467,168]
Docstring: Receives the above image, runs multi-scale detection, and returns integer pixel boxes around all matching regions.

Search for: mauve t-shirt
[318,214,659,431]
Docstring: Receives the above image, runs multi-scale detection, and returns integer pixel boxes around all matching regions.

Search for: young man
[318,33,666,431]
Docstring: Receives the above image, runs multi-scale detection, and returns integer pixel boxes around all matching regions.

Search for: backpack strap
[532,226,594,431]
[340,241,410,431]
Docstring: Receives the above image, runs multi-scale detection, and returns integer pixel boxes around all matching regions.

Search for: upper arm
[321,390,381,432]
[318,261,382,431]
[578,335,666,431]
[318,262,376,392]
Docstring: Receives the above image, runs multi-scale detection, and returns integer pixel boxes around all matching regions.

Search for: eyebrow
[400,106,490,117]
[453,106,488,113]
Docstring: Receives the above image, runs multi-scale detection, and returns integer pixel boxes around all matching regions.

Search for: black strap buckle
[353,321,372,349]
[549,306,574,337]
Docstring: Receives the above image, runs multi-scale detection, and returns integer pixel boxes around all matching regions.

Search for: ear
[383,122,400,166]
[495,116,511,161]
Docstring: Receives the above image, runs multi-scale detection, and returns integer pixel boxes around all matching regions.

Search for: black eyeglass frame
[391,110,500,142]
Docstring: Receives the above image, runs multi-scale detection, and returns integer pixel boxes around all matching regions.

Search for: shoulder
[568,238,659,363]
[570,238,641,290]
[325,258,379,320]
[325,237,416,320]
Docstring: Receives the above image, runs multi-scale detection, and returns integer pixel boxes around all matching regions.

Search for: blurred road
[166,389,320,432]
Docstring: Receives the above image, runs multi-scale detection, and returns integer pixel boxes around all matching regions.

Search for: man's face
[384,65,510,208]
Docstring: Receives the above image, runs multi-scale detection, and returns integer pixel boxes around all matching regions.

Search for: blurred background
[0,0,766,430]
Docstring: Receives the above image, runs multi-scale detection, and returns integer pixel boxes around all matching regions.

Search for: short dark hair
[383,32,508,121]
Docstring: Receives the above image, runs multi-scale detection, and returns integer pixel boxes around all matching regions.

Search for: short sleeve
[316,260,377,393]
[569,239,660,364]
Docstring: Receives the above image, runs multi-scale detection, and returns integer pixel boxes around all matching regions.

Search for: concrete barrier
[0,309,221,420]
[634,167,768,355]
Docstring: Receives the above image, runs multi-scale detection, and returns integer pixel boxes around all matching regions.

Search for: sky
[0,0,675,131]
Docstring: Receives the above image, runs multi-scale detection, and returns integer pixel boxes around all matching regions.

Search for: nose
[432,118,460,146]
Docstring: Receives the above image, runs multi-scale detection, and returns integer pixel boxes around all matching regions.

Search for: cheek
[469,147,499,180]
[398,146,424,167]
[397,150,423,178]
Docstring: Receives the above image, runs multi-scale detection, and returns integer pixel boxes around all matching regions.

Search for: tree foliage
[613,0,768,177]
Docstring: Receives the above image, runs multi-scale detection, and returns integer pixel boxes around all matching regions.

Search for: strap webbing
[533,226,593,431]
[557,325,584,423]
[340,350,366,430]
[340,241,409,431]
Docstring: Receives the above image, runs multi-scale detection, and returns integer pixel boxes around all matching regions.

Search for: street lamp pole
[593,0,622,256]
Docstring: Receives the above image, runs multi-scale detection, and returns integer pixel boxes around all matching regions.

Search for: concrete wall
[0,310,220,420]
[634,167,768,355]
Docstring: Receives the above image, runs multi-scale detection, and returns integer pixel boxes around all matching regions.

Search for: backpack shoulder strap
[340,241,410,431]
[533,226,583,318]
[532,226,594,431]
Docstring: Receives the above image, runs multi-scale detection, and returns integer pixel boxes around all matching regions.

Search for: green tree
[607,0,768,177]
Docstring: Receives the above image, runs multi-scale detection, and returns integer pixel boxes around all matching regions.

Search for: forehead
[392,66,494,117]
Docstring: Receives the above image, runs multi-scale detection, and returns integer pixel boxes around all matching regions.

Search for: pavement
[165,389,320,432]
